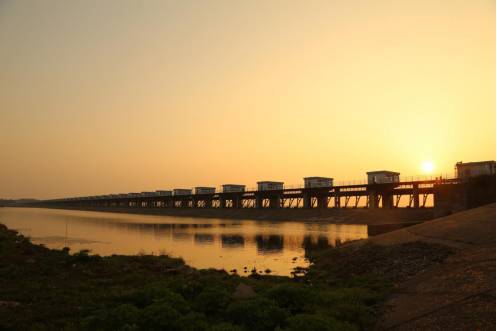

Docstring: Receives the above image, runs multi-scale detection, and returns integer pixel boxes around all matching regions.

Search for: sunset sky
[0,0,495,199]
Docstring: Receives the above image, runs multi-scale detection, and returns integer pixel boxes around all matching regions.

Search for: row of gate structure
[40,178,462,209]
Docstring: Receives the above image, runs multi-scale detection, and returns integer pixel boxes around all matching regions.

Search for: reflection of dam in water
[221,235,245,248]
[0,208,369,276]
[255,235,284,253]
[84,220,366,253]
[194,234,214,245]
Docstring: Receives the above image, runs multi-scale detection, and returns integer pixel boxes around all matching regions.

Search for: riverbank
[22,205,435,225]
[2,204,492,330]
[0,222,391,331]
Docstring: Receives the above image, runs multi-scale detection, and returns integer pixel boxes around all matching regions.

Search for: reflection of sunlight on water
[0,208,369,276]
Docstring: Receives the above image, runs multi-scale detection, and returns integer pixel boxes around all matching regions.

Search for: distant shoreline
[16,205,436,225]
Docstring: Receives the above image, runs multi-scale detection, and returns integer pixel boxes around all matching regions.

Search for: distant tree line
[0,199,38,207]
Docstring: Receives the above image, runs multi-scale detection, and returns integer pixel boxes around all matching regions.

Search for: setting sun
[422,161,435,174]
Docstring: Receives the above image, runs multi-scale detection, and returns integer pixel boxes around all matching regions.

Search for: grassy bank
[0,224,452,331]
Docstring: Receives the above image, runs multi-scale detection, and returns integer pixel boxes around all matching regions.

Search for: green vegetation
[0,224,451,331]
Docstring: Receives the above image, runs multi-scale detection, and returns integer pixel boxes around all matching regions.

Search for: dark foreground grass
[0,224,451,331]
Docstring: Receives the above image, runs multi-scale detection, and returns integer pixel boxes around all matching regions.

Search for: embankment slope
[371,203,495,330]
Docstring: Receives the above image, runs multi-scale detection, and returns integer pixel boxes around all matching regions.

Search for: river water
[0,207,369,276]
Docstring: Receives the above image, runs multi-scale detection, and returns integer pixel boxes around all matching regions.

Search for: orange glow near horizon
[0,0,495,199]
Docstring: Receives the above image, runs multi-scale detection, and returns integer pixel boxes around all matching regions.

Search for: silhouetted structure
[20,161,496,215]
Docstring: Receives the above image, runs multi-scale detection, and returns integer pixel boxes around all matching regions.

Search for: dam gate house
[367,171,400,184]
[304,177,333,188]
[456,161,496,179]
[156,190,172,196]
[257,181,284,191]
[255,181,284,208]
[173,189,192,196]
[222,184,245,193]
[195,187,216,195]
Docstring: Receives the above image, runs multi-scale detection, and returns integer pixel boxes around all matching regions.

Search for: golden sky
[0,0,495,199]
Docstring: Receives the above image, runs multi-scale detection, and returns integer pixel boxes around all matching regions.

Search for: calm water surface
[0,208,368,276]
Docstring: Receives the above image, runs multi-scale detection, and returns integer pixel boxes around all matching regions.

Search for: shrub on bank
[193,286,231,315]
[283,313,356,331]
[265,283,317,314]
[225,297,289,331]
[122,282,190,312]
